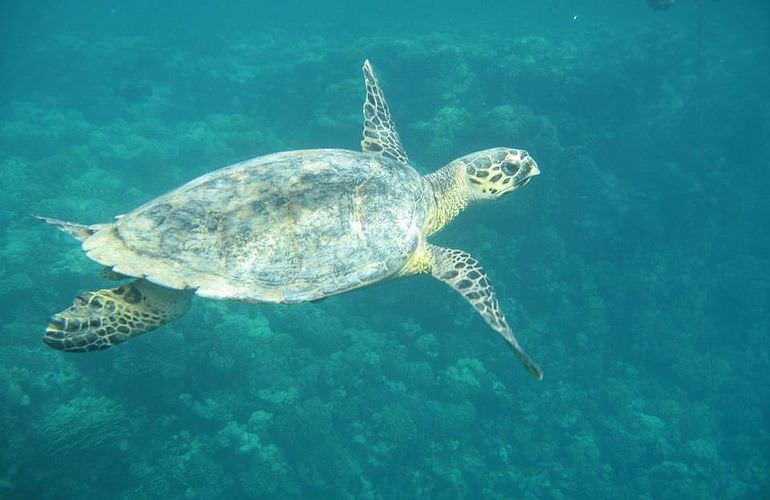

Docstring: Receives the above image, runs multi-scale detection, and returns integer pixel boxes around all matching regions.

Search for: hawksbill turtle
[39,60,544,379]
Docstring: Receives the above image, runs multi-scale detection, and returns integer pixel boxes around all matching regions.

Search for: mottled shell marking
[83,149,429,303]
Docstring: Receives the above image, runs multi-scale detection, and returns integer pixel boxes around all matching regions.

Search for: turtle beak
[529,159,540,177]
[513,158,539,189]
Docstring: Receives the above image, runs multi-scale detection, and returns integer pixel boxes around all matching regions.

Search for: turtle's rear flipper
[44,279,192,352]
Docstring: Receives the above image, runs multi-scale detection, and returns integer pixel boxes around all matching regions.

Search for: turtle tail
[35,216,95,242]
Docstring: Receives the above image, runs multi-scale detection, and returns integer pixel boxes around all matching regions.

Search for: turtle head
[462,148,540,201]
[424,147,540,235]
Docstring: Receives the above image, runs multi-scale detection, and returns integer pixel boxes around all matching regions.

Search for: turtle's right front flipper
[428,244,543,380]
[44,279,192,352]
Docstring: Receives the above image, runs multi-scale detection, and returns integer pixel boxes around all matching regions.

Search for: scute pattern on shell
[82,149,429,303]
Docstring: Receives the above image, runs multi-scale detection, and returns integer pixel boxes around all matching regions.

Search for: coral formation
[1,3,768,497]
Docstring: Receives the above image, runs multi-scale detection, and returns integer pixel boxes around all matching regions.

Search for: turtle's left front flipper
[360,60,409,165]
[428,245,543,380]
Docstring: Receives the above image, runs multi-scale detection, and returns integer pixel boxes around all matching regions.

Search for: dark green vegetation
[1,1,769,498]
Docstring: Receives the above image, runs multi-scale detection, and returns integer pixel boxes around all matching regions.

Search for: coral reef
[1,3,768,497]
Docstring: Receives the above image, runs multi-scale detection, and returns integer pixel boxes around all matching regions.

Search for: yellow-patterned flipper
[428,244,543,380]
[44,279,192,352]
[360,59,409,165]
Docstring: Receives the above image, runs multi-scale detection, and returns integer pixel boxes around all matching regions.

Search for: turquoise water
[2,1,769,498]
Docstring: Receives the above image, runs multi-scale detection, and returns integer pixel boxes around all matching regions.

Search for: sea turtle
[39,60,544,379]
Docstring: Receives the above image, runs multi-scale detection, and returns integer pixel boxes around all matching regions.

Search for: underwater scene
[1,0,769,498]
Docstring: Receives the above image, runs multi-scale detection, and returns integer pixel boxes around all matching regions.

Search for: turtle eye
[501,161,519,176]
